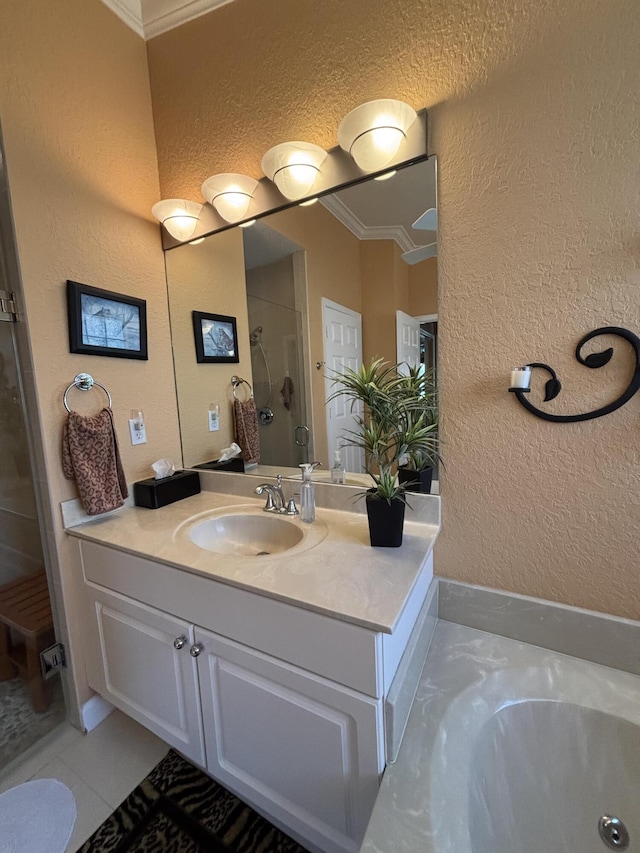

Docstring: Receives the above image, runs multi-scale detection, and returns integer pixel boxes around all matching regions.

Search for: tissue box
[133,470,201,509]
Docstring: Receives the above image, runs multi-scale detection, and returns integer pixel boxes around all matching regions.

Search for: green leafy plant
[396,364,439,472]
[328,358,440,504]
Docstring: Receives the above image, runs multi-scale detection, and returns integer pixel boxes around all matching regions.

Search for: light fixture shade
[201,173,258,223]
[151,199,202,241]
[337,99,417,173]
[261,142,327,200]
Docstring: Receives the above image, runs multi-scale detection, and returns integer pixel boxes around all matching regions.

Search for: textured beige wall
[0,0,180,711]
[165,228,251,466]
[409,258,438,317]
[149,0,640,618]
[264,204,362,466]
[361,241,398,366]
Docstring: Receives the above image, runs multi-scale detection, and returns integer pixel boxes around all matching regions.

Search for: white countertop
[65,489,439,634]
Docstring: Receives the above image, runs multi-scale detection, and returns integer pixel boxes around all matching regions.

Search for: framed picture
[192,311,239,363]
[66,281,148,360]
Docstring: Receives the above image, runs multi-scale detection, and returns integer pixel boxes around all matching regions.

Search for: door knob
[173,636,187,650]
[189,643,204,657]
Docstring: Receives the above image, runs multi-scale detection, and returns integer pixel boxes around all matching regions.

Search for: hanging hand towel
[62,407,128,515]
[280,375,294,411]
[233,399,260,465]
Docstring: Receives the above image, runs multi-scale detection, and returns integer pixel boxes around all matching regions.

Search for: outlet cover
[129,419,147,445]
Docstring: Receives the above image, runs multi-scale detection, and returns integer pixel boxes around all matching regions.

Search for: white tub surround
[439,577,640,677]
[65,490,438,853]
[361,621,640,853]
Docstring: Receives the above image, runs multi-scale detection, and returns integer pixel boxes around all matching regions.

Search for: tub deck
[361,620,640,853]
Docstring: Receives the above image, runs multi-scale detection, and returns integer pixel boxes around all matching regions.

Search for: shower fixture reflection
[249,326,274,421]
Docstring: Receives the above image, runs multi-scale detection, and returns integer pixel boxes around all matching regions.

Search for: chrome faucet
[255,474,299,515]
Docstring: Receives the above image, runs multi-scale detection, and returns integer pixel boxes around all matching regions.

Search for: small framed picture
[192,311,239,363]
[66,281,148,360]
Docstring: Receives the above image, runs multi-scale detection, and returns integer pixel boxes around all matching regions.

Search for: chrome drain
[256,551,270,556]
[599,816,630,849]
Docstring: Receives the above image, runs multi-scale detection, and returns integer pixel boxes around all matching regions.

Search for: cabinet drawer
[80,541,383,697]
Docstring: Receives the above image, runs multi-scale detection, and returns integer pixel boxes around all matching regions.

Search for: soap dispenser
[330,448,346,484]
[299,463,320,523]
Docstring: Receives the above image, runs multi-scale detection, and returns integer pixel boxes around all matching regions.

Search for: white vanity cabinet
[79,539,433,853]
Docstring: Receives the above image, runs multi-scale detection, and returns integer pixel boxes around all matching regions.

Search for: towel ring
[231,375,253,401]
[63,373,112,413]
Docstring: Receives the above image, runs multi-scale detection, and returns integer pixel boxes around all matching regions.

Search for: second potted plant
[396,364,439,494]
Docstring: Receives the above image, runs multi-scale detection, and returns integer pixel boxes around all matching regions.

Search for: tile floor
[0,709,169,851]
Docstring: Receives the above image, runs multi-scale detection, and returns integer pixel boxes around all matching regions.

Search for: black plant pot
[397,466,434,494]
[365,494,406,547]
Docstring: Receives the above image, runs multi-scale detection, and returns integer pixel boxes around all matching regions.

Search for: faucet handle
[285,495,299,516]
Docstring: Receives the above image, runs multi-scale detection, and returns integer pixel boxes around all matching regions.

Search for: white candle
[510,367,532,389]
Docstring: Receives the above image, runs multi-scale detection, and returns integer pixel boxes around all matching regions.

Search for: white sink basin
[189,512,304,556]
[174,503,329,558]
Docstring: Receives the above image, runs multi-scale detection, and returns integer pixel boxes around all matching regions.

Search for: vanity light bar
[155,104,428,250]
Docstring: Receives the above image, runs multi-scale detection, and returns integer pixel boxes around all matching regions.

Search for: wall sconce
[337,99,417,172]
[200,173,258,223]
[261,142,327,201]
[509,327,640,422]
[151,199,202,241]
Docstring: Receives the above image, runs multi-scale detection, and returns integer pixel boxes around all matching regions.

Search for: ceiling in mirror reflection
[322,163,437,258]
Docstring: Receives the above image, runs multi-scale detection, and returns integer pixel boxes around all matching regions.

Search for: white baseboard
[81,694,115,732]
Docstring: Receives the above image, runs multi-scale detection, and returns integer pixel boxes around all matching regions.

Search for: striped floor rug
[79,749,309,852]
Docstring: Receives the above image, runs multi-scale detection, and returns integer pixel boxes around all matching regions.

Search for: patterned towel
[233,399,260,465]
[280,375,294,411]
[62,407,128,515]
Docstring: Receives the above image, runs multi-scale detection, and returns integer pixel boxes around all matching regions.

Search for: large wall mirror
[164,155,438,482]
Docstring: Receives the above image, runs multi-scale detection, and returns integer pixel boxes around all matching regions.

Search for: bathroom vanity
[66,487,439,853]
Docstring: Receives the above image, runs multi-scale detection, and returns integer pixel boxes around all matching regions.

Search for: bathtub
[361,621,640,853]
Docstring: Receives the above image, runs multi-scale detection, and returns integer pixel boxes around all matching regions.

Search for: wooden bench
[0,570,55,713]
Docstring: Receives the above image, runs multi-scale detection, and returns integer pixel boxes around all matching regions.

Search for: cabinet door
[195,626,383,853]
[84,584,205,766]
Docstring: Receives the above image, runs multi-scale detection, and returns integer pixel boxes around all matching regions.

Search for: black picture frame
[192,311,239,363]
[66,280,148,360]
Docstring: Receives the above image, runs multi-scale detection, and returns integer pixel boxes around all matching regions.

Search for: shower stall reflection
[243,220,311,469]
[246,297,309,468]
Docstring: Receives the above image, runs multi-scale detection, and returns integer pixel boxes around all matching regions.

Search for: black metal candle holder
[509,327,640,422]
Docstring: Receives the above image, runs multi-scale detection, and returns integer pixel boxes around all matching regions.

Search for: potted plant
[328,358,439,547]
[396,364,439,494]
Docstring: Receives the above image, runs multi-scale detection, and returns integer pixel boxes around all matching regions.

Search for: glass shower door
[0,141,67,768]
[247,295,309,468]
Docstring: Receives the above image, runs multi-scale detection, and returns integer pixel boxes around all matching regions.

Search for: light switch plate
[129,419,147,445]
[208,410,220,432]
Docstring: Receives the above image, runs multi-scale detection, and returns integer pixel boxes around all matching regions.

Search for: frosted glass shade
[151,199,202,241]
[337,99,417,172]
[261,142,327,200]
[201,173,258,223]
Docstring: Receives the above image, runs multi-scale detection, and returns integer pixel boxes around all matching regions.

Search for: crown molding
[320,194,417,252]
[101,0,144,37]
[143,0,235,38]
[100,0,235,39]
